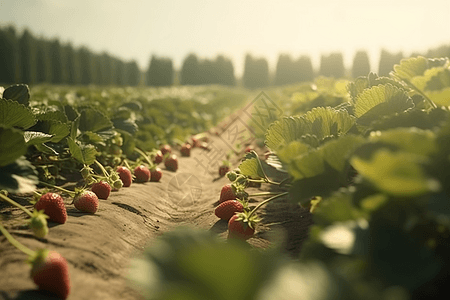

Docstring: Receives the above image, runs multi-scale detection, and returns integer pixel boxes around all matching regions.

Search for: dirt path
[0,111,313,300]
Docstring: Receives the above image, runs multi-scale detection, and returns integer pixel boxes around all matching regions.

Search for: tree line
[2,24,432,88]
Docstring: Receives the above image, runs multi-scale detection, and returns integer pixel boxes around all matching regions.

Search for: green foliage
[179,54,235,86]
[0,98,36,129]
[146,55,173,86]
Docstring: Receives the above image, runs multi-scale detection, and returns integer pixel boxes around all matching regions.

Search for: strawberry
[180,144,191,157]
[91,181,111,200]
[134,165,151,183]
[150,167,162,182]
[153,150,164,164]
[219,184,236,203]
[227,214,255,240]
[219,165,230,177]
[73,191,99,214]
[245,145,254,153]
[215,200,244,221]
[116,166,132,187]
[165,154,178,172]
[160,144,172,155]
[35,192,67,224]
[30,249,70,299]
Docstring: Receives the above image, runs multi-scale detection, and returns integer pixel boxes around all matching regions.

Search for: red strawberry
[219,165,230,177]
[134,165,151,183]
[165,154,178,172]
[116,166,132,187]
[180,144,191,157]
[160,144,172,155]
[219,184,236,203]
[245,145,254,153]
[150,167,162,182]
[227,214,255,240]
[153,150,163,164]
[30,249,70,299]
[35,193,67,224]
[73,191,99,214]
[215,200,244,221]
[91,181,111,200]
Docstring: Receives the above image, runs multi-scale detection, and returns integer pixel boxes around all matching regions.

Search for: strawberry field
[1,56,450,299]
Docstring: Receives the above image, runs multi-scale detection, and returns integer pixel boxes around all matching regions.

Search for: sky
[1,0,450,76]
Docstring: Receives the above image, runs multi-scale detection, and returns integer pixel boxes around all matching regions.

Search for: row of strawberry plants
[129,56,450,300]
[0,83,222,298]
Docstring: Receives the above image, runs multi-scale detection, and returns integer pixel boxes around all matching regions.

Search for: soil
[0,113,313,300]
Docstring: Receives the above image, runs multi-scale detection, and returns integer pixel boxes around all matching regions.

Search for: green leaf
[67,137,98,165]
[78,107,113,133]
[322,135,366,172]
[23,131,53,145]
[368,128,437,157]
[2,84,30,106]
[351,149,440,197]
[276,140,311,164]
[392,56,429,81]
[0,157,38,194]
[427,88,450,106]
[238,151,266,179]
[129,227,278,300]
[354,84,414,125]
[36,109,69,123]
[34,143,59,155]
[265,107,355,151]
[0,98,36,129]
[0,126,27,167]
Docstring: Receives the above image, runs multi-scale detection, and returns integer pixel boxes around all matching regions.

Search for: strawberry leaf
[23,131,53,145]
[0,157,38,193]
[67,137,98,165]
[0,98,36,129]
[78,107,113,133]
[2,84,30,106]
[0,126,27,167]
[239,151,266,180]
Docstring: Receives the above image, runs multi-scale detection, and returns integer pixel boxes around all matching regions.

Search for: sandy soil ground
[0,118,313,299]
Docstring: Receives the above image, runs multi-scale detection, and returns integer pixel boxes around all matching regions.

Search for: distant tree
[146,55,173,86]
[319,52,345,78]
[0,25,20,83]
[100,52,114,85]
[295,55,314,82]
[274,54,295,85]
[49,38,65,84]
[114,58,126,86]
[35,38,51,83]
[180,53,201,85]
[242,54,269,88]
[78,46,93,85]
[126,60,141,86]
[352,50,371,78]
[378,49,403,76]
[214,55,235,86]
[64,43,79,84]
[19,29,36,84]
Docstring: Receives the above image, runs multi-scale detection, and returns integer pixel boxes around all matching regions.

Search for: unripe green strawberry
[215,200,244,221]
[113,179,123,190]
[35,193,67,224]
[226,171,238,181]
[73,191,99,214]
[29,249,70,299]
[28,211,49,238]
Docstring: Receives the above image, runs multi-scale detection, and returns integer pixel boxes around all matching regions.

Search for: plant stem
[248,192,289,219]
[0,221,35,257]
[248,192,282,197]
[135,148,154,167]
[38,181,75,197]
[0,194,33,218]
[94,160,110,178]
